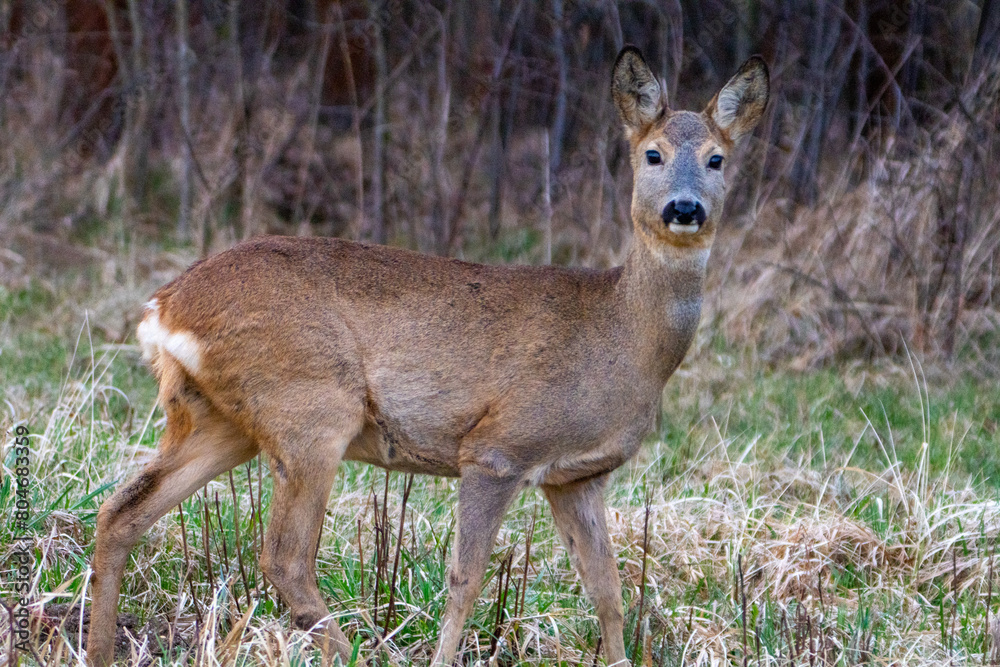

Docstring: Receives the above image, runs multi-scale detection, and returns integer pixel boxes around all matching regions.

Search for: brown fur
[86,48,768,667]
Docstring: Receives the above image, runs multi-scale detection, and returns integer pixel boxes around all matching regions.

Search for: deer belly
[345,365,485,476]
[344,411,461,476]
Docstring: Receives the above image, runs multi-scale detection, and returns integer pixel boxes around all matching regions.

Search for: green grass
[3,320,1000,665]
[658,363,998,484]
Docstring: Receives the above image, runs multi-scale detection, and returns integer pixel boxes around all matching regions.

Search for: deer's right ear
[612,46,664,139]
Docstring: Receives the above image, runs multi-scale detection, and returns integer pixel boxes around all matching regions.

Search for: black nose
[662,199,706,226]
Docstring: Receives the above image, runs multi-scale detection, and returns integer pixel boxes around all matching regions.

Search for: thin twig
[177,503,202,626]
[632,493,651,664]
[202,489,216,604]
[228,470,252,610]
[358,517,365,600]
[986,541,995,665]
[591,636,602,667]
[519,505,537,618]
[214,490,238,614]
[739,554,748,667]
[383,474,414,634]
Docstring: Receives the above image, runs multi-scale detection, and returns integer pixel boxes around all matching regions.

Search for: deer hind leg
[431,465,521,666]
[256,394,364,664]
[87,369,259,667]
[543,475,628,666]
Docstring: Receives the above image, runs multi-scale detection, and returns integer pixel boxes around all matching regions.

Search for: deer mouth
[667,221,702,235]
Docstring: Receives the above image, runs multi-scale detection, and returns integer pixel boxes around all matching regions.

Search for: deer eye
[708,155,724,170]
[645,150,662,165]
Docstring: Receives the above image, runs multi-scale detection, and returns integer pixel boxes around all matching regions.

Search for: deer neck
[615,239,710,381]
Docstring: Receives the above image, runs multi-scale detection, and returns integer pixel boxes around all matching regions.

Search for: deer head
[612,47,769,256]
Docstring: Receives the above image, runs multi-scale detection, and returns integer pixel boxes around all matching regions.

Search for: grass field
[3,276,1000,666]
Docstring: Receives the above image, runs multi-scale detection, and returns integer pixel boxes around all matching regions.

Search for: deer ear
[612,46,665,139]
[706,56,770,143]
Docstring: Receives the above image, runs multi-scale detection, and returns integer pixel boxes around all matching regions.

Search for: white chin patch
[668,222,700,235]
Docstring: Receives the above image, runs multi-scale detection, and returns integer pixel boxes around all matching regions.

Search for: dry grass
[702,66,1000,368]
[2,306,999,664]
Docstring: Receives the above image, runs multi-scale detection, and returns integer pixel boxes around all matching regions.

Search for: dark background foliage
[1,0,998,363]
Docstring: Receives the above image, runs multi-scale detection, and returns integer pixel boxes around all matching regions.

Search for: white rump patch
[136,298,203,374]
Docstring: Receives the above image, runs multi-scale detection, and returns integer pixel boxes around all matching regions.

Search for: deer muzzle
[662,199,706,234]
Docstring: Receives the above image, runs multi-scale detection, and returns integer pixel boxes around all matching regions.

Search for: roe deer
[86,47,768,667]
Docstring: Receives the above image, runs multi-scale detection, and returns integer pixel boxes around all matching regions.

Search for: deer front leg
[543,474,628,666]
[430,465,520,666]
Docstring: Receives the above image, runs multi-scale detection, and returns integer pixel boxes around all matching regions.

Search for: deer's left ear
[705,56,769,143]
